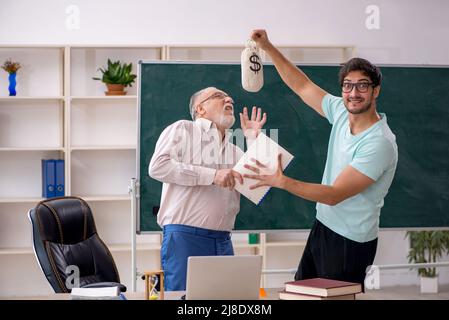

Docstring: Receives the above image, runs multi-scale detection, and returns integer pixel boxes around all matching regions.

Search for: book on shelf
[284,278,362,297]
[279,290,355,300]
[55,159,65,197]
[41,159,56,198]
[70,286,125,300]
[42,159,65,198]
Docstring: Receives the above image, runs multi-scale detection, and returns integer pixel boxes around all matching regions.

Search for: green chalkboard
[137,62,449,232]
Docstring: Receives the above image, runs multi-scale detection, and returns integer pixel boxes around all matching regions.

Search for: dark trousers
[295,219,378,290]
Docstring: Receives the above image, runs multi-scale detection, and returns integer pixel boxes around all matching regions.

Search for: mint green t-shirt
[316,94,398,243]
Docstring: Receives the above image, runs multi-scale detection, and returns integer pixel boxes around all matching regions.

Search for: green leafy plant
[406,231,449,277]
[92,59,136,87]
[2,58,21,74]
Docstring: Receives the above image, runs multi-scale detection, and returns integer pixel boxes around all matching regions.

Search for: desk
[5,289,279,300]
[5,285,449,300]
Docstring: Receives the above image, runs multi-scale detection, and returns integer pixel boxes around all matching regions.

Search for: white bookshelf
[109,243,161,252]
[0,96,64,101]
[0,43,353,296]
[0,44,163,297]
[70,96,137,101]
[265,240,307,247]
[165,44,355,63]
[82,195,131,202]
[70,146,137,151]
[0,197,46,203]
[0,247,34,255]
[0,147,65,151]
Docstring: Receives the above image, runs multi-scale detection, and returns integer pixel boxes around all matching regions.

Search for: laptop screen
[186,255,262,300]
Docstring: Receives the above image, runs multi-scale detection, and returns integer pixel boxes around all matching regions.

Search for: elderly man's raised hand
[240,106,267,139]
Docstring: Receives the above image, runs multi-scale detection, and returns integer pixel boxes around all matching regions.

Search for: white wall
[1,0,448,64]
[375,231,449,287]
[1,0,448,290]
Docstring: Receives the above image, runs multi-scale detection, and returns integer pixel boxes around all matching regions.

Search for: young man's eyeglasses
[342,82,375,93]
[198,91,233,105]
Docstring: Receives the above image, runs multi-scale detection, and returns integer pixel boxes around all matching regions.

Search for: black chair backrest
[28,196,121,293]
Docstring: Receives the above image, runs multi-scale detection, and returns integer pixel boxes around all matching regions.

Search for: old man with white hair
[149,87,267,290]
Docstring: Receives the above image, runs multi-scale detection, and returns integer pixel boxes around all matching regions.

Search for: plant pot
[105,84,126,96]
[420,275,438,293]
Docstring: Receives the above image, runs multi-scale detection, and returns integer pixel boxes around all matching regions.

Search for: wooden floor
[357,284,449,300]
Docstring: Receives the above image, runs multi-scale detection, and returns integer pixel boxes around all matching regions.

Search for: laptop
[185,255,262,300]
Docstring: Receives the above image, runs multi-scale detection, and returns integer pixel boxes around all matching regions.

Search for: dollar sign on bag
[249,53,261,74]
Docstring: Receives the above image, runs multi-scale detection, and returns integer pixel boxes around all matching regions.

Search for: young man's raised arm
[251,29,328,117]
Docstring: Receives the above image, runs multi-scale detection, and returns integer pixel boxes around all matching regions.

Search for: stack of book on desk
[279,278,362,300]
[71,286,125,300]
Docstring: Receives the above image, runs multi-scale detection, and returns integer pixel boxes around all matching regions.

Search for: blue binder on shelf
[55,159,65,197]
[42,159,56,198]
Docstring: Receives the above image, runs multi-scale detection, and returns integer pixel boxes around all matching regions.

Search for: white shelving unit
[0,46,66,248]
[0,43,353,296]
[0,44,164,296]
[165,44,355,63]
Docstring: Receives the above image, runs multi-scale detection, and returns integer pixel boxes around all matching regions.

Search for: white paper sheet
[233,132,294,205]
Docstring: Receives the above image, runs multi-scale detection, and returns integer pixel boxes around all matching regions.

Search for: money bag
[241,40,264,93]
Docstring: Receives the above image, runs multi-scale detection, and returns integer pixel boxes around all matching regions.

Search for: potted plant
[406,231,449,293]
[1,58,21,96]
[92,59,136,95]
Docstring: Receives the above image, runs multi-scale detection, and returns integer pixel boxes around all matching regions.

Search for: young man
[149,87,266,290]
[245,30,398,286]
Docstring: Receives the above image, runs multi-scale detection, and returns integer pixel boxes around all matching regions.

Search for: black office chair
[28,196,126,293]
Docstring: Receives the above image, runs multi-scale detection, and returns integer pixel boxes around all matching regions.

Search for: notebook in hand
[284,278,362,297]
[233,132,294,205]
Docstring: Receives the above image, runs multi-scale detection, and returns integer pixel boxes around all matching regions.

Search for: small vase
[8,72,17,96]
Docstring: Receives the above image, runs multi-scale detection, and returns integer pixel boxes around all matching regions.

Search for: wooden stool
[143,270,164,300]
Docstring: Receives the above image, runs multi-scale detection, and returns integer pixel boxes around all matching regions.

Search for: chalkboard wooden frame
[137,61,449,233]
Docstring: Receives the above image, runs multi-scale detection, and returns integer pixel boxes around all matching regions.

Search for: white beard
[216,115,235,129]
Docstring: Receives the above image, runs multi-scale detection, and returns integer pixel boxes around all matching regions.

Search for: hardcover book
[284,278,362,297]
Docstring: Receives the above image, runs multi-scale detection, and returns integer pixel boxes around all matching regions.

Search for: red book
[285,278,362,297]
[279,290,356,300]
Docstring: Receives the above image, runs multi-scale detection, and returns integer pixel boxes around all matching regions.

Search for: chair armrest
[82,282,127,293]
